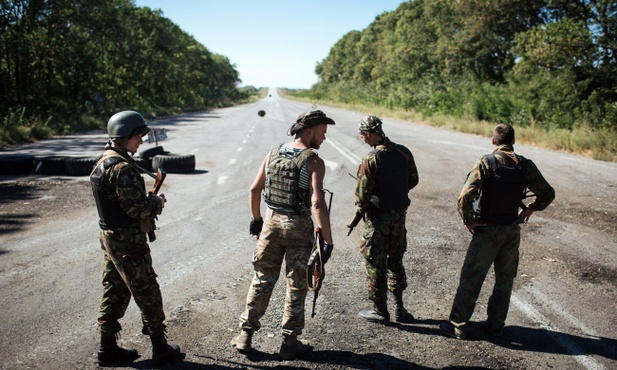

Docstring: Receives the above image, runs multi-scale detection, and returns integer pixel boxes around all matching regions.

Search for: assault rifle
[307,188,333,318]
[109,151,167,242]
[146,168,167,242]
[347,210,363,236]
[346,172,364,236]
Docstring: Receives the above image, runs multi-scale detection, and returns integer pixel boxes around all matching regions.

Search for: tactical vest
[264,144,316,211]
[480,152,528,225]
[371,144,410,211]
[90,153,137,229]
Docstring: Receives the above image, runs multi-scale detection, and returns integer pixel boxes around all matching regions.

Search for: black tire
[0,155,34,175]
[139,146,166,159]
[65,157,98,176]
[33,157,67,175]
[152,154,195,173]
[133,157,152,173]
[258,110,266,117]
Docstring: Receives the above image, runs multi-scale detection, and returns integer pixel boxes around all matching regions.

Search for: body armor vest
[371,144,410,211]
[480,152,528,225]
[264,144,316,211]
[90,154,137,229]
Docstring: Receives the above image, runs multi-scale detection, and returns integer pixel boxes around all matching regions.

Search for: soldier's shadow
[395,319,617,362]
[223,347,487,369]
[488,325,617,361]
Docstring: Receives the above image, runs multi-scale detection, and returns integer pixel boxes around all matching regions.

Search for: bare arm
[249,154,268,221]
[307,156,333,245]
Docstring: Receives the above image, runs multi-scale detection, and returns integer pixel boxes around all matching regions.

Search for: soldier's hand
[465,221,486,234]
[518,208,534,223]
[321,242,333,264]
[249,218,263,238]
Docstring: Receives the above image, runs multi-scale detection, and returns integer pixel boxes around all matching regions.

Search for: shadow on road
[195,349,494,370]
[0,182,39,235]
[385,319,616,363]
[491,325,617,361]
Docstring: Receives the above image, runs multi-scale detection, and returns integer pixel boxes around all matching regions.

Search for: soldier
[90,111,182,367]
[440,123,555,339]
[231,110,335,359]
[355,116,419,324]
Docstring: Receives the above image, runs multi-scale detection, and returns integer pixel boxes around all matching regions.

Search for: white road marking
[229,158,237,165]
[326,137,360,165]
[237,147,243,152]
[217,176,227,185]
[512,292,605,370]
[322,157,339,173]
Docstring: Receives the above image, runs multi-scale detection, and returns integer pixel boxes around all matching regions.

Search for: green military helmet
[107,111,150,138]
[358,115,385,136]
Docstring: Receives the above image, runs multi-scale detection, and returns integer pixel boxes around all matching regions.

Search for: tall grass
[282,90,617,163]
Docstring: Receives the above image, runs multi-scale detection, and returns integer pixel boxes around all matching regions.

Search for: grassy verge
[281,90,617,163]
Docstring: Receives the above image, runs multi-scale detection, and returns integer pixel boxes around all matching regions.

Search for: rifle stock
[147,169,167,242]
[307,227,325,318]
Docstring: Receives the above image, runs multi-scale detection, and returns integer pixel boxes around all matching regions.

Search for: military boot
[358,301,390,323]
[230,329,253,352]
[393,291,415,323]
[150,333,182,367]
[279,334,311,360]
[97,333,139,366]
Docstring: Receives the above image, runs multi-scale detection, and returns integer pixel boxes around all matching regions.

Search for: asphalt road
[0,89,616,369]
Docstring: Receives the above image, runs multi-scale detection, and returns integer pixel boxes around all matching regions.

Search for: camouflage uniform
[93,149,167,337]
[355,137,419,305]
[449,145,555,330]
[240,208,314,335]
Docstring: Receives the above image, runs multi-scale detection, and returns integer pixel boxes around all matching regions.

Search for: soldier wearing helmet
[355,115,419,324]
[90,111,181,367]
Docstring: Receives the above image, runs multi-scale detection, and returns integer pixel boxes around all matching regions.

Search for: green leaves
[0,0,248,146]
[311,0,617,132]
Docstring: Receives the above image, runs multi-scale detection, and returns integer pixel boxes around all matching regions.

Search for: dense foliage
[0,0,254,146]
[301,0,617,133]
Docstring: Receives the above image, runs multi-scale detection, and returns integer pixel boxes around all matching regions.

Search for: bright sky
[133,0,404,89]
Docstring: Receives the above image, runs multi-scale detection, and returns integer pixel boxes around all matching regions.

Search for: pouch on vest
[264,144,316,210]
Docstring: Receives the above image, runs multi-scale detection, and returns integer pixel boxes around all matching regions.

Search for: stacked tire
[33,156,68,175]
[139,146,196,174]
[65,157,99,176]
[0,155,35,175]
[152,154,196,173]
[0,146,196,177]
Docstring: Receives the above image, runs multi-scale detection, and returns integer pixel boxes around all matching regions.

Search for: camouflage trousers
[360,209,408,304]
[239,208,314,336]
[98,228,166,337]
[449,224,520,329]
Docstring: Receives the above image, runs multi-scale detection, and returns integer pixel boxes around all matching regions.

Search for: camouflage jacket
[457,145,555,225]
[355,137,419,212]
[94,149,163,232]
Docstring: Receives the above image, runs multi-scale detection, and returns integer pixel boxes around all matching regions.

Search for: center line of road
[326,137,360,165]
[217,176,227,185]
[229,158,237,165]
